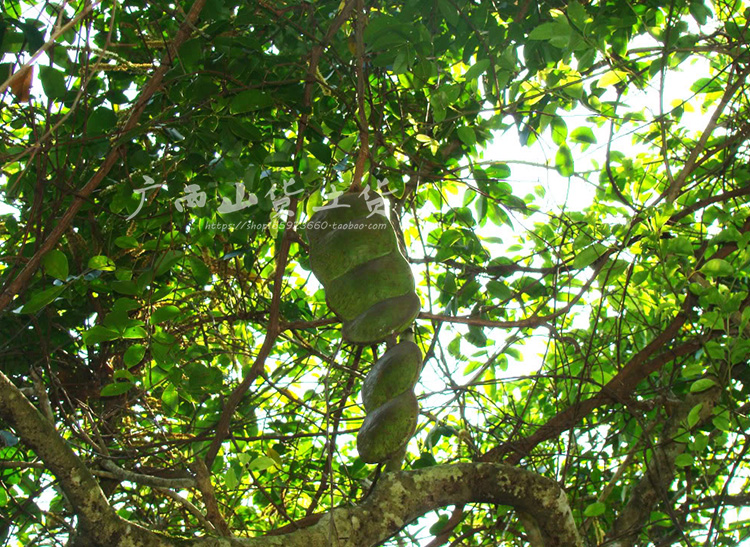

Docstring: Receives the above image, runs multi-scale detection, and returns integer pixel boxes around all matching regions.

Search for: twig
[0,0,208,313]
[351,0,369,191]
[189,458,231,536]
[155,487,216,533]
[0,1,102,96]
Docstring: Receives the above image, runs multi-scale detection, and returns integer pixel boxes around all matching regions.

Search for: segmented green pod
[305,193,373,247]
[342,292,421,345]
[325,251,415,320]
[309,216,396,284]
[356,390,419,464]
[305,192,420,345]
[361,341,422,413]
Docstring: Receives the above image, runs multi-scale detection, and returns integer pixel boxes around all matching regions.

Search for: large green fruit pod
[356,390,419,464]
[305,191,421,345]
[309,216,397,284]
[361,341,422,413]
[305,193,381,247]
[342,292,420,345]
[325,250,415,320]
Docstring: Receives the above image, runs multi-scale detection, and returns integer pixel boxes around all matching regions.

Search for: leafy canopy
[1,0,750,545]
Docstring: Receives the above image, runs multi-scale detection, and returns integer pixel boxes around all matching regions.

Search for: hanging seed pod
[305,191,420,344]
[361,341,422,413]
[356,390,419,464]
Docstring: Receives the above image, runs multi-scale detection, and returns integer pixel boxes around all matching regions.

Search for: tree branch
[1,368,583,547]
[0,0,208,313]
[187,463,583,547]
[604,384,723,546]
[99,459,197,489]
[0,370,164,546]
[662,63,750,203]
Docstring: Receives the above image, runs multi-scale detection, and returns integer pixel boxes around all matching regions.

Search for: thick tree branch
[0,370,163,546]
[191,458,231,536]
[187,463,582,547]
[0,369,583,547]
[604,384,723,546]
[99,459,197,489]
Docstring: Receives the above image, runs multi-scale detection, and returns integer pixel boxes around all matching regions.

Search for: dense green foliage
[2,0,750,545]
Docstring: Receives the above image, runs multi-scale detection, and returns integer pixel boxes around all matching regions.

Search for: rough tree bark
[0,369,582,547]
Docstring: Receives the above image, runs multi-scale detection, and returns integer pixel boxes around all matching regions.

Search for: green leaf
[38,66,67,99]
[687,403,703,429]
[161,385,179,414]
[307,142,332,164]
[690,378,716,393]
[111,280,140,296]
[18,19,45,52]
[82,325,119,345]
[573,244,606,269]
[124,344,146,367]
[230,90,273,113]
[712,415,731,432]
[463,59,490,81]
[114,369,136,383]
[43,249,69,280]
[100,381,134,397]
[150,305,181,324]
[178,38,202,69]
[583,501,606,517]
[411,452,438,469]
[674,453,694,467]
[114,236,139,249]
[87,108,117,134]
[528,20,571,48]
[225,466,238,489]
[104,309,137,331]
[20,285,65,314]
[456,126,476,146]
[154,250,184,276]
[485,162,511,179]
[567,0,589,27]
[437,0,459,26]
[689,0,712,25]
[188,258,212,285]
[528,22,559,40]
[122,326,148,339]
[550,116,567,146]
[88,255,116,271]
[555,144,574,177]
[570,126,596,145]
[699,258,734,278]
[597,70,628,88]
[429,515,450,535]
[248,456,277,471]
